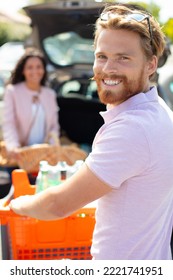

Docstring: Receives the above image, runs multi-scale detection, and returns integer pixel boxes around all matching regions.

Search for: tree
[163,19,173,43]
[0,20,31,46]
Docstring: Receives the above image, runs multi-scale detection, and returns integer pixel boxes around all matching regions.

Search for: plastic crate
[0,169,96,260]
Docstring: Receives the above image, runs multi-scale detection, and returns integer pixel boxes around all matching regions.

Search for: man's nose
[103,59,118,73]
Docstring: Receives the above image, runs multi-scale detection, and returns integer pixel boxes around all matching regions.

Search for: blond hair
[94,4,165,60]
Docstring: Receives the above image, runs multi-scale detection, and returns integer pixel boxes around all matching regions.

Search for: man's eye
[97,54,106,59]
[119,56,129,60]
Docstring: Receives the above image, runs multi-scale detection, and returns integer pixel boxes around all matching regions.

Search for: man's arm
[9,163,112,220]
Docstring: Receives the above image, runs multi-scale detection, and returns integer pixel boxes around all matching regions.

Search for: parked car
[158,44,173,110]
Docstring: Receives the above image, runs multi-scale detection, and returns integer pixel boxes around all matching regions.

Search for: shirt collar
[100,86,158,123]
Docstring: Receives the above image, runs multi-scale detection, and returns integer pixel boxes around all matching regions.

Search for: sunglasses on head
[100,12,153,47]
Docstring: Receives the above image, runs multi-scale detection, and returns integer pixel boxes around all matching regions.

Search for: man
[9,4,173,260]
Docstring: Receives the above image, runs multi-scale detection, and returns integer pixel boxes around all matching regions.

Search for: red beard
[93,72,146,105]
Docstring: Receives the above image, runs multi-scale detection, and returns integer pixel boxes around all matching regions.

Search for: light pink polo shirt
[86,86,173,259]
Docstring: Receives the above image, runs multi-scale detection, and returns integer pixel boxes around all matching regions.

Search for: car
[157,44,173,110]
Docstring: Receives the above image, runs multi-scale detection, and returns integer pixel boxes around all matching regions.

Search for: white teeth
[104,79,121,85]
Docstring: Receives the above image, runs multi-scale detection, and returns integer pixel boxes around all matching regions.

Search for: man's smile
[103,79,122,86]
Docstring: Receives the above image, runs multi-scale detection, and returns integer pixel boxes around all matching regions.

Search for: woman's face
[23,57,45,86]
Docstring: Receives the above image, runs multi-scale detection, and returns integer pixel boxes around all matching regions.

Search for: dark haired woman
[2,48,60,185]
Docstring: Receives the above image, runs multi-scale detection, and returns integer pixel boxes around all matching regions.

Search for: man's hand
[9,195,33,216]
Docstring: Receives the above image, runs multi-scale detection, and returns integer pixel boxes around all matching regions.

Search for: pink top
[2,82,60,150]
[86,86,173,259]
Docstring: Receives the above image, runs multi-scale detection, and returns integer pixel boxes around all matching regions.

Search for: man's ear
[148,55,158,76]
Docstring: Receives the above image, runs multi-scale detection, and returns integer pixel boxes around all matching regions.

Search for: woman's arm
[2,85,20,150]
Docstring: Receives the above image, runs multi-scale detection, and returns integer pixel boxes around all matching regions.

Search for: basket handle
[0,189,22,218]
[0,205,18,217]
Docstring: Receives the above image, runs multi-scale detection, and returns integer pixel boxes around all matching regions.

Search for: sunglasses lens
[127,14,146,22]
[100,13,108,21]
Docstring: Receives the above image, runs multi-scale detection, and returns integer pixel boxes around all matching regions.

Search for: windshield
[43,32,94,66]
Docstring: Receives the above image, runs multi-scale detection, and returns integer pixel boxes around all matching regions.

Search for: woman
[2,47,60,183]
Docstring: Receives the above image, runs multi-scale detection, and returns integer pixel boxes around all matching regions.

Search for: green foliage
[0,23,9,45]
[0,21,31,46]
[162,19,173,43]
[117,1,173,42]
[121,1,160,20]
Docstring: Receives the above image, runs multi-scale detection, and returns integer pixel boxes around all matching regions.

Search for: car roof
[24,0,104,41]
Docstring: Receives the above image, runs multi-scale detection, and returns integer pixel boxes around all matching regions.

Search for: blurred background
[0,0,172,94]
[0,0,173,139]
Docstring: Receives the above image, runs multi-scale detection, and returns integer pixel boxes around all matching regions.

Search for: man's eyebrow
[95,51,134,56]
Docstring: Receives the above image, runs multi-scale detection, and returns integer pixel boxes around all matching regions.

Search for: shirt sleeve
[85,117,150,188]
[2,85,21,150]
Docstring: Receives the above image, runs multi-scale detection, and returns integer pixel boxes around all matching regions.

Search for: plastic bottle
[47,161,69,187]
[47,164,61,187]
[57,161,68,183]
[35,160,49,193]
[41,164,49,191]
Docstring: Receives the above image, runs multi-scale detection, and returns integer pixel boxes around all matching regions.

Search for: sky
[138,0,173,22]
[0,0,29,14]
[0,0,172,22]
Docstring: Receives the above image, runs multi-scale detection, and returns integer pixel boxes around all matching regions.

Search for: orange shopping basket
[0,169,96,260]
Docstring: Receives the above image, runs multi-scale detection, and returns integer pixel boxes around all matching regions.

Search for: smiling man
[93,29,156,105]
[9,3,173,260]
